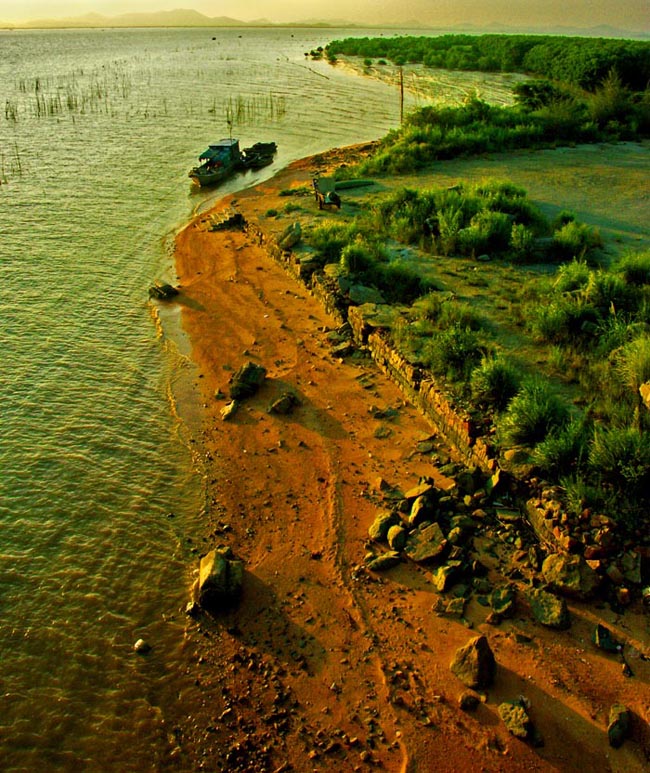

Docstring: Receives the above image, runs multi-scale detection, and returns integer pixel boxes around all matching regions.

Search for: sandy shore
[171,147,650,772]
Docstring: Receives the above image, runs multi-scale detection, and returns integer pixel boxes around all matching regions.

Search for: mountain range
[1,8,648,39]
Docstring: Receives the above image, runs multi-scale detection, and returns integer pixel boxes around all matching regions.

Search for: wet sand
[171,147,650,772]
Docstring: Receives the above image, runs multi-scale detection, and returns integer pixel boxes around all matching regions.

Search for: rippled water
[0,25,430,771]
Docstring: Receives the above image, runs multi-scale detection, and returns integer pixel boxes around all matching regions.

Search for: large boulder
[607,704,631,748]
[527,587,571,630]
[450,634,496,690]
[404,521,448,564]
[541,553,600,599]
[368,510,400,542]
[194,547,244,613]
[229,361,267,400]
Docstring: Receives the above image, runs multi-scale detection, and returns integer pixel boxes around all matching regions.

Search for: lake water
[0,25,515,769]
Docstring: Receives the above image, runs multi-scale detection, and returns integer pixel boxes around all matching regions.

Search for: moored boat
[189,138,241,187]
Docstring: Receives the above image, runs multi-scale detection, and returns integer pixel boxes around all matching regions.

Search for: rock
[404,522,448,564]
[366,551,401,571]
[404,480,435,501]
[348,284,386,305]
[431,561,463,592]
[490,585,516,618]
[498,700,531,739]
[220,400,239,421]
[445,597,466,617]
[607,704,631,748]
[368,510,400,541]
[621,550,642,585]
[278,221,301,248]
[194,547,244,613]
[640,382,650,411]
[148,282,179,300]
[229,361,267,400]
[134,638,151,654]
[387,524,407,551]
[459,691,481,711]
[450,634,496,689]
[527,588,571,629]
[541,554,600,599]
[268,392,299,415]
[593,623,623,653]
[408,493,437,527]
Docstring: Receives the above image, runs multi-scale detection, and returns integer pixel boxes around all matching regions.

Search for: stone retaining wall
[245,218,495,470]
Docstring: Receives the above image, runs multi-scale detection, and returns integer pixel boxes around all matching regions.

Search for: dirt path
[169,149,650,772]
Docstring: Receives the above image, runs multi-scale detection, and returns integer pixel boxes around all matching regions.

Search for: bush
[531,418,589,478]
[497,378,570,446]
[529,297,599,346]
[470,355,523,411]
[589,425,650,492]
[613,334,650,396]
[310,221,359,262]
[340,240,379,275]
[583,270,638,314]
[424,324,487,381]
[510,223,535,260]
[613,250,650,285]
[553,259,591,294]
[552,220,603,261]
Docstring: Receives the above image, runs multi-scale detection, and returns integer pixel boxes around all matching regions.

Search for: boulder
[366,551,401,572]
[368,510,400,541]
[148,282,179,300]
[541,553,600,599]
[527,587,571,629]
[387,524,407,551]
[220,400,239,421]
[408,494,437,528]
[431,561,463,592]
[229,361,267,400]
[593,623,623,653]
[278,221,302,249]
[194,547,244,613]
[490,585,517,618]
[450,634,496,690]
[268,392,299,415]
[404,521,448,564]
[607,704,631,748]
[498,700,531,739]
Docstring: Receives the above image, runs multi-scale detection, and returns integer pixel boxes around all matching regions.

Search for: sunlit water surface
[0,26,516,769]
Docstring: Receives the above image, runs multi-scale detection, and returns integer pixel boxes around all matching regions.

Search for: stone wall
[245,218,495,471]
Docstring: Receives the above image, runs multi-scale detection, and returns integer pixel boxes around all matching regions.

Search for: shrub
[497,378,570,446]
[310,221,359,262]
[613,250,650,285]
[529,297,599,346]
[589,425,650,492]
[553,259,591,294]
[583,270,638,314]
[340,240,378,275]
[424,324,487,381]
[438,301,487,332]
[378,261,433,304]
[560,474,608,518]
[412,292,443,322]
[531,418,590,479]
[612,334,650,397]
[470,355,523,411]
[552,220,603,261]
[510,223,535,260]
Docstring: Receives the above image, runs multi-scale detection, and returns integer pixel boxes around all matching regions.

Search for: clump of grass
[470,355,523,411]
[497,378,570,446]
[613,249,650,285]
[531,418,590,478]
[589,425,650,493]
[424,324,488,381]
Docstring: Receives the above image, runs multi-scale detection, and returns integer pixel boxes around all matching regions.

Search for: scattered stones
[193,546,244,613]
[458,690,481,711]
[404,521,448,564]
[450,634,496,689]
[490,584,517,618]
[134,638,151,654]
[593,623,623,653]
[607,703,631,748]
[527,587,571,630]
[220,400,239,421]
[365,551,401,572]
[498,699,533,740]
[541,553,600,599]
[368,510,400,541]
[229,361,267,400]
[268,391,299,415]
[148,282,179,300]
[387,524,407,551]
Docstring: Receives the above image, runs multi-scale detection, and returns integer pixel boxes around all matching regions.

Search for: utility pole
[399,66,404,124]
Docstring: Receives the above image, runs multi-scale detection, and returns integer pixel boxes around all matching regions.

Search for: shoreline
[170,147,650,771]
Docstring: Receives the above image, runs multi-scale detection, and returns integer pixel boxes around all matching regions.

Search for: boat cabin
[199,139,241,168]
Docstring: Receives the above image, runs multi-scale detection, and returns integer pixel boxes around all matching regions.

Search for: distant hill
[0,8,647,39]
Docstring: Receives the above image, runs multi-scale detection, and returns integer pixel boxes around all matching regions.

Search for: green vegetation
[326,34,650,91]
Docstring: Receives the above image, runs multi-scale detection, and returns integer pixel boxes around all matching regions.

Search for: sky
[1,0,649,32]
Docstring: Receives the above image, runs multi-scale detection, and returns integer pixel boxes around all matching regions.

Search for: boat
[188,138,241,187]
[240,141,277,170]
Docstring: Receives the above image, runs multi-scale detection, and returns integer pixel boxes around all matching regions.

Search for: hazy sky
[2,0,649,31]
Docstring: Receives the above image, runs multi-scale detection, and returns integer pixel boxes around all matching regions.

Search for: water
[0,26,518,769]
[0,25,420,771]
